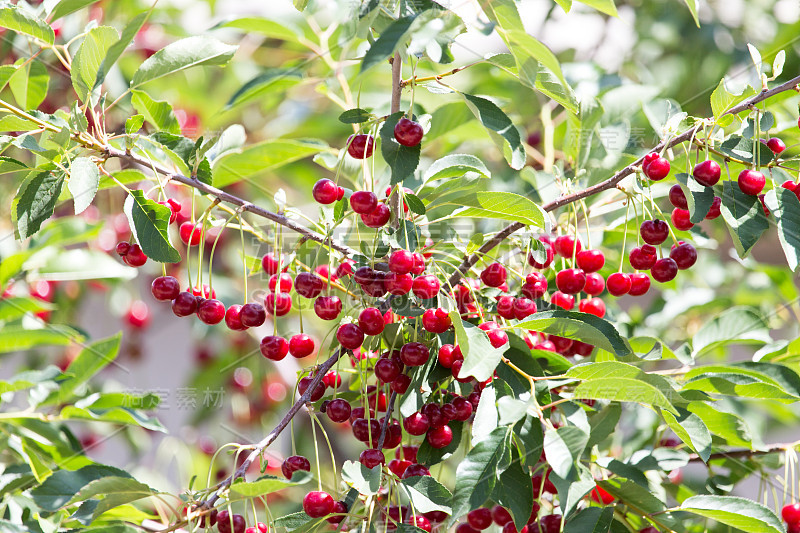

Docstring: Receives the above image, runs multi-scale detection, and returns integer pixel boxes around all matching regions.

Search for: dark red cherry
[260,335,289,360]
[261,253,281,275]
[492,506,513,527]
[115,241,131,256]
[314,296,341,320]
[359,448,386,469]
[391,374,411,394]
[171,291,197,317]
[452,396,473,420]
[336,323,364,349]
[670,242,697,270]
[640,219,669,245]
[400,342,430,366]
[281,455,310,479]
[240,303,266,327]
[467,508,493,530]
[350,191,378,214]
[361,203,390,227]
[123,244,147,266]
[394,118,424,147]
[427,425,453,448]
[264,292,292,316]
[375,357,402,383]
[705,196,722,220]
[298,376,326,401]
[326,398,351,422]
[669,184,688,209]
[629,244,657,270]
[197,299,225,324]
[151,276,180,301]
[651,258,678,283]
[359,307,386,335]
[403,412,430,435]
[347,134,374,159]
[692,160,721,187]
[671,208,693,231]
[295,272,324,299]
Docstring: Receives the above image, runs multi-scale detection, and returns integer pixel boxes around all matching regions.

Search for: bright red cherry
[554,235,582,257]
[738,169,766,195]
[480,262,507,287]
[767,137,786,154]
[327,502,347,525]
[179,222,202,246]
[281,455,310,479]
[422,308,452,333]
[512,298,537,319]
[781,503,800,524]
[555,268,586,294]
[606,272,631,296]
[411,252,426,274]
[412,275,440,299]
[350,191,378,214]
[337,323,364,349]
[692,160,721,187]
[629,244,657,270]
[394,117,424,147]
[640,219,669,245]
[361,203,390,227]
[551,291,574,310]
[583,272,605,296]
[576,249,605,273]
[496,295,516,319]
[670,242,697,270]
[385,272,413,295]
[264,292,292,316]
[358,307,385,335]
[388,459,411,477]
[225,304,247,330]
[590,485,615,505]
[669,184,688,209]
[314,296,341,320]
[389,250,415,274]
[303,491,334,518]
[671,208,693,231]
[406,515,432,533]
[323,371,342,389]
[197,299,225,324]
[312,179,339,204]
[171,292,197,317]
[528,240,555,269]
[438,344,459,368]
[643,154,670,180]
[347,134,374,159]
[521,272,548,298]
[629,273,651,296]
[426,424,453,448]
[260,335,289,360]
[289,334,315,358]
[151,276,180,301]
[467,508,493,530]
[326,398,351,422]
[268,273,293,293]
[123,244,148,266]
[240,303,266,327]
[404,412,430,435]
[115,241,131,257]
[360,448,386,469]
[261,253,281,275]
[705,196,722,219]
[579,297,606,317]
[452,396,473,420]
[400,342,430,366]
[487,328,509,348]
[651,258,678,283]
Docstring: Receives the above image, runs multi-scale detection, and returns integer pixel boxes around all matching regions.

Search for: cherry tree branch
[687,440,800,462]
[389,52,404,228]
[448,73,800,287]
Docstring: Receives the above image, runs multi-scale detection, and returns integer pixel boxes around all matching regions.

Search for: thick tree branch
[389,52,404,228]
[448,73,800,287]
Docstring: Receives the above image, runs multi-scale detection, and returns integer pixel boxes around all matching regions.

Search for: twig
[389,52,403,229]
[376,391,398,449]
[687,441,800,462]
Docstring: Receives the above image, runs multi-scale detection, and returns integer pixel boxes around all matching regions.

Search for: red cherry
[705,196,722,219]
[692,160,721,187]
[576,249,605,273]
[781,503,800,524]
[492,506,513,526]
[197,299,225,324]
[361,203,390,227]
[411,252,426,274]
[669,184,688,209]
[606,272,631,296]
[217,513,245,533]
[359,448,386,469]
[426,424,453,448]
[171,292,198,317]
[357,307,384,335]
[264,292,292,316]
[738,169,766,195]
[326,398,351,422]
[240,303,266,327]
[260,335,289,361]
[767,137,786,154]
[521,272,548,298]
[281,455,310,479]
[126,300,150,328]
[312,179,339,204]
[389,250,415,274]
[337,323,364,349]
[551,291,574,310]
[224,304,247,330]
[350,191,378,214]
[640,219,669,245]
[403,412,430,435]
[487,328,509,348]
[385,272,413,295]
[375,357,402,383]
[467,508,493,530]
[151,275,180,301]
[347,134,374,159]
[513,297,537,319]
[589,485,615,505]
[314,296,342,320]
[295,272,324,298]
[412,275,440,299]
[671,208,693,231]
[643,154,670,180]
[179,222,202,245]
[261,254,281,275]
[123,244,148,266]
[190,284,216,299]
[400,342,430,366]
[327,501,348,524]
[583,273,605,296]
[629,273,651,296]
[115,241,131,256]
[407,515,432,533]
[268,273,293,293]
[438,344,459,368]
[323,371,342,389]
[452,396,473,420]
[579,297,606,317]
[528,241,555,269]
[391,374,411,394]
[651,258,678,283]
[555,268,586,294]
[480,262,507,287]
[289,334,315,358]
[554,235,582,257]
[422,308,452,333]
[394,117,424,147]
[298,376,326,401]
[670,242,697,270]
[388,459,411,477]
[303,491,334,518]
[629,244,657,270]
[496,295,516,319]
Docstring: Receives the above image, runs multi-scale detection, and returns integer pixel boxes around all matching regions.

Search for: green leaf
[564,506,614,533]
[214,16,301,43]
[423,154,491,182]
[94,10,150,90]
[472,384,498,444]
[692,306,770,357]
[681,0,700,26]
[675,172,714,224]
[123,189,181,263]
[54,333,121,403]
[381,112,421,185]
[341,460,381,496]
[687,401,756,449]
[0,326,73,355]
[59,405,165,432]
[720,180,768,258]
[680,495,784,533]
[661,407,712,462]
[399,475,452,514]
[544,425,589,478]
[405,193,426,215]
[9,59,49,110]
[773,50,786,78]
[710,79,756,119]
[417,421,463,466]
[49,0,102,21]
[450,191,546,228]
[274,512,315,531]
[34,249,136,281]
[14,171,64,240]
[125,115,144,135]
[576,0,618,15]
[0,64,18,93]
[212,139,327,187]
[549,463,597,520]
[450,427,508,522]
[462,93,526,170]
[339,108,373,124]
[450,315,506,381]
[230,471,312,499]
[71,26,119,103]
[130,36,237,89]
[68,157,100,215]
[718,134,773,164]
[598,479,683,531]
[226,68,303,109]
[0,366,60,395]
[65,476,156,518]
[31,465,133,511]
[767,188,800,271]
[515,310,631,357]
[587,403,621,448]
[492,447,533,529]
[360,15,416,74]
[131,89,181,134]
[0,296,52,321]
[0,5,54,44]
